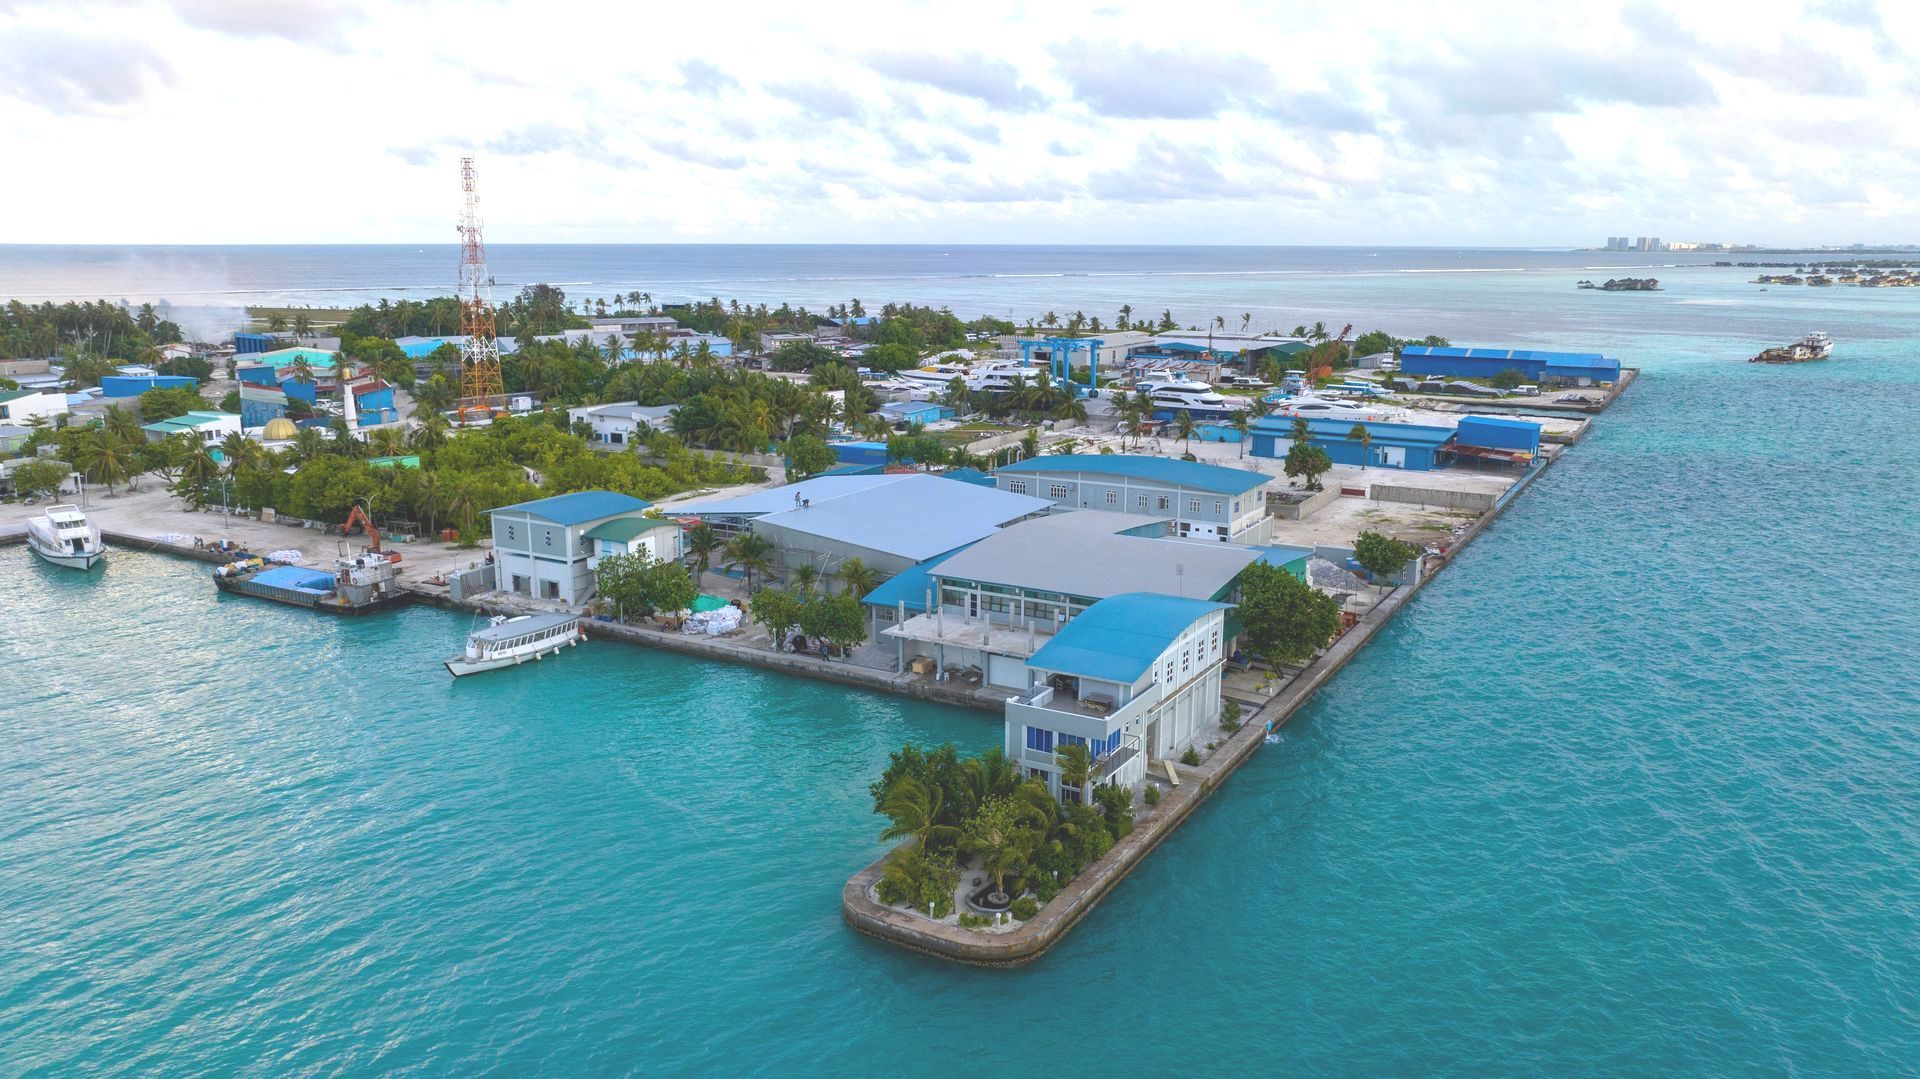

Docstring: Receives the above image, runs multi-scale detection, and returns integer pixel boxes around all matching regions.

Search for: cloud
[1087,138,1255,201]
[646,133,747,170]
[387,144,439,167]
[771,79,864,121]
[866,51,1045,110]
[167,0,363,46]
[485,124,634,168]
[1054,43,1273,118]
[0,26,173,113]
[679,58,736,97]
[1403,46,1717,117]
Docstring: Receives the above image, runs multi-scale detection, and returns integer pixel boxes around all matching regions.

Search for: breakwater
[841,453,1559,965]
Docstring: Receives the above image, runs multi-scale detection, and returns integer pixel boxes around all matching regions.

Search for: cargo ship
[1751,331,1833,364]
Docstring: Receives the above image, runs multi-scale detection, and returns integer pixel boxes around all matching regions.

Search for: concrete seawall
[841,451,1560,966]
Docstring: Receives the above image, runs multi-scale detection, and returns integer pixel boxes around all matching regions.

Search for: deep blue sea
[5,247,1920,1074]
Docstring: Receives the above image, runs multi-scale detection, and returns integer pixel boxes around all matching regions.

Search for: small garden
[868,743,1135,930]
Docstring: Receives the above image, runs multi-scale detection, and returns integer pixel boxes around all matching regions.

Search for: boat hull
[213,573,411,614]
[29,541,104,571]
[444,636,581,677]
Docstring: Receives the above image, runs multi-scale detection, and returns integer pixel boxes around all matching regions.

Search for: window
[1059,733,1087,748]
[1025,726,1054,753]
[1009,479,1027,494]
[1049,483,1070,499]
[1157,495,1170,510]
[1213,499,1224,515]
[1105,731,1121,755]
[505,524,517,542]
[1232,499,1241,514]
[1136,493,1148,508]
[1163,658,1174,683]
[1182,649,1191,675]
[1188,498,1201,513]
[1104,490,1118,506]
[542,529,553,548]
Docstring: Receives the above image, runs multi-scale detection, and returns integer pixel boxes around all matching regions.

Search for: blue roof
[861,544,972,613]
[942,467,996,487]
[491,490,651,525]
[1027,593,1232,684]
[997,453,1269,495]
[1251,415,1457,447]
[1401,345,1620,373]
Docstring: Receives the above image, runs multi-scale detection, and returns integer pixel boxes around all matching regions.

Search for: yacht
[971,362,1046,393]
[896,361,975,391]
[26,504,105,570]
[1137,375,1248,418]
[1270,396,1407,421]
[446,613,584,677]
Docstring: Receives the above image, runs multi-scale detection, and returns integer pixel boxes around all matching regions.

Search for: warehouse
[994,453,1275,543]
[1399,346,1621,386]
[100,374,199,398]
[140,410,240,446]
[1249,415,1457,471]
[1453,415,1543,468]
[875,400,954,426]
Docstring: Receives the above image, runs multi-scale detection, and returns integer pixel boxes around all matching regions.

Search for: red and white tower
[456,156,504,420]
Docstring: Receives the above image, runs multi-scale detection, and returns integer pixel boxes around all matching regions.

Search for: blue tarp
[251,566,335,592]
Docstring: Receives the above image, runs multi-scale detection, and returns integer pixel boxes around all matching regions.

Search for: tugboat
[212,505,408,614]
[1751,331,1834,364]
[445,613,584,677]
[26,504,105,570]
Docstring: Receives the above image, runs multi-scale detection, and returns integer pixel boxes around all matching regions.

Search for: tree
[1054,742,1094,803]
[137,386,212,422]
[102,404,142,445]
[837,556,878,599]
[684,522,722,587]
[1172,410,1198,455]
[1284,441,1333,491]
[959,796,1029,906]
[787,563,820,595]
[1229,410,1253,458]
[286,355,316,386]
[1491,367,1526,390]
[749,587,804,649]
[85,435,131,495]
[9,458,69,499]
[723,531,776,592]
[1347,422,1373,466]
[1353,530,1420,582]
[877,776,958,852]
[1352,330,1394,358]
[799,591,866,655]
[1236,561,1342,666]
[784,433,835,480]
[175,443,220,508]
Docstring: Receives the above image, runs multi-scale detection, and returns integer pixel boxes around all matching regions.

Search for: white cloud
[0,0,1914,244]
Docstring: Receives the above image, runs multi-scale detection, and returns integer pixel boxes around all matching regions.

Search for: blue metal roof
[1026,592,1231,684]
[942,467,997,488]
[861,544,972,613]
[997,453,1269,495]
[491,490,651,525]
[1250,415,1457,447]
[1401,345,1620,372]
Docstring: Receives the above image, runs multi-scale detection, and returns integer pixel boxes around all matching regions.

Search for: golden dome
[263,417,298,441]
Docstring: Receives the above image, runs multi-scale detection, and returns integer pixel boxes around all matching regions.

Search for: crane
[342,503,383,556]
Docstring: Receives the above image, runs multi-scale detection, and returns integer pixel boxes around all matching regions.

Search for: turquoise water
[7,257,1920,1073]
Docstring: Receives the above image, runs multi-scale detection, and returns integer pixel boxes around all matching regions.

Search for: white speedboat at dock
[446,613,584,677]
[26,504,105,570]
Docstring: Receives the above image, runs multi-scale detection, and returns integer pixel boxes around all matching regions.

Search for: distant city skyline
[0,0,1916,246]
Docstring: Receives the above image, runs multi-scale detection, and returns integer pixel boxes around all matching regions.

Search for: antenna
[456,156,503,422]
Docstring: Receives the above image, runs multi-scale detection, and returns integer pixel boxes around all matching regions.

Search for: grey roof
[740,474,1052,561]
[933,511,1259,600]
[471,613,579,643]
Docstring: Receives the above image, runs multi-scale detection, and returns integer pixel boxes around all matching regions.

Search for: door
[1379,445,1405,468]
[987,654,1027,689]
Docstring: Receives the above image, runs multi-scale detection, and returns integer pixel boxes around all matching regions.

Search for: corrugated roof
[1250,414,1457,447]
[583,516,680,543]
[997,453,1270,495]
[1401,345,1620,372]
[753,474,1052,562]
[242,347,340,370]
[934,512,1259,601]
[861,544,972,613]
[669,474,908,517]
[492,490,651,525]
[1026,593,1231,683]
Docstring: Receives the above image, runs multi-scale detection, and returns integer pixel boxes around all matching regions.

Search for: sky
[0,0,1915,246]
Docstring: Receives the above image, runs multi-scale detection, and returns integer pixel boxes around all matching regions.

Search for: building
[99,374,199,398]
[0,424,31,455]
[1249,414,1457,471]
[0,455,78,496]
[1452,415,1543,468]
[1006,593,1231,800]
[348,380,397,426]
[567,402,679,446]
[237,347,349,393]
[875,400,954,426]
[829,440,890,467]
[1398,346,1621,387]
[583,516,685,570]
[993,454,1275,543]
[140,410,241,445]
[588,315,680,335]
[0,388,69,424]
[875,510,1265,690]
[759,331,814,353]
[489,490,654,604]
[673,473,1052,582]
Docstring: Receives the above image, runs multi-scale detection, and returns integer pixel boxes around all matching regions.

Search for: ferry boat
[445,613,584,677]
[26,504,105,570]
[1751,331,1833,364]
[213,551,408,614]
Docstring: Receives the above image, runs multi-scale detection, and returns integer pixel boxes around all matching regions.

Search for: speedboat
[446,613,584,677]
[26,504,105,570]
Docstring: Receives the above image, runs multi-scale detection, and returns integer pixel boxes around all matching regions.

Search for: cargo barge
[214,553,410,614]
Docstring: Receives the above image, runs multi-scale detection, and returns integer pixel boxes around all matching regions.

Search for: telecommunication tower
[456,156,504,420]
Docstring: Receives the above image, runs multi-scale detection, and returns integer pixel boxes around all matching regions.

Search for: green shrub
[1034,875,1061,902]
[1181,746,1201,766]
[1011,897,1038,921]
[957,912,992,930]
[1144,785,1161,806]
[1220,699,1242,732]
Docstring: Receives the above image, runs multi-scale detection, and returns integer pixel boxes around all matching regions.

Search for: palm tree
[958,796,1029,907]
[1117,304,1132,330]
[266,314,288,333]
[87,436,130,495]
[369,428,406,457]
[292,427,326,463]
[176,443,220,507]
[837,557,878,599]
[448,485,478,539]
[410,412,450,450]
[292,313,313,341]
[102,404,141,445]
[1348,422,1373,467]
[877,776,956,852]
[684,523,722,587]
[1230,410,1254,457]
[1054,742,1095,804]
[219,430,258,475]
[286,355,315,386]
[1172,409,1198,455]
[722,531,775,593]
[415,472,444,535]
[788,563,820,595]
[328,417,357,456]
[1310,321,1329,343]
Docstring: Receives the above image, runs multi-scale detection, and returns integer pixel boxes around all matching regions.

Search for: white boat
[896,362,975,390]
[445,613,584,677]
[971,362,1047,393]
[26,504,105,570]
[1800,331,1834,358]
[1270,396,1408,421]
[1137,376,1249,418]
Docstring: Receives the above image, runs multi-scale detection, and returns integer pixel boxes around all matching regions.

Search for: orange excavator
[343,503,400,562]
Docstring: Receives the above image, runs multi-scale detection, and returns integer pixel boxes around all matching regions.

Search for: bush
[1220,699,1242,732]
[1491,367,1526,389]
[958,912,992,930]
[1144,785,1161,807]
[1354,530,1421,582]
[1180,746,1201,767]
[1034,874,1061,903]
[1010,897,1038,921]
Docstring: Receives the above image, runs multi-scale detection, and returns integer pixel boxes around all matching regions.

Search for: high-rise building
[1635,237,1652,251]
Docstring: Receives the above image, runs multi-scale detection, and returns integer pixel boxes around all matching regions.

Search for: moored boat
[445,613,584,676]
[1751,331,1833,364]
[26,504,105,570]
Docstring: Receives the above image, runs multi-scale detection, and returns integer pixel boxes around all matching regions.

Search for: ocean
[3,247,1919,1074]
